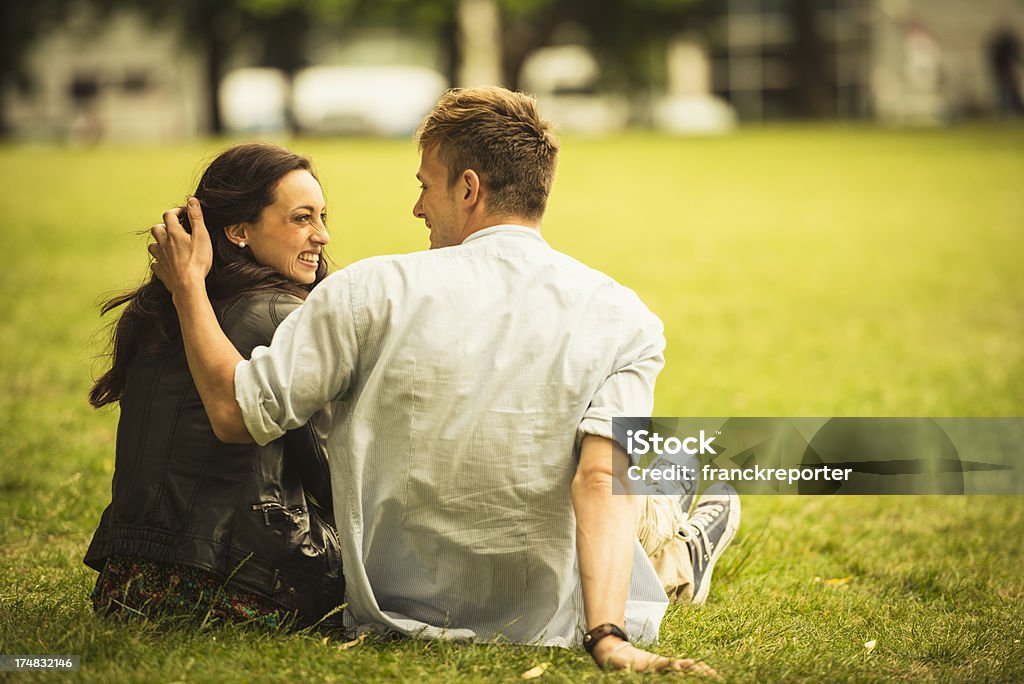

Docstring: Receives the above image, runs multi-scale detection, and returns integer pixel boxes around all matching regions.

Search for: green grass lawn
[1,124,1023,682]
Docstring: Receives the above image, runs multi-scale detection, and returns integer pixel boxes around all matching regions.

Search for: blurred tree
[503,0,709,95]
[789,0,828,118]
[337,0,461,84]
[344,0,707,93]
[118,0,359,133]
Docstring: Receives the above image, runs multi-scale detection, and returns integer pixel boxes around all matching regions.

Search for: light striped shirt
[235,225,669,646]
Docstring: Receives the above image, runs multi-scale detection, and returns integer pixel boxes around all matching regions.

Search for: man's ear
[460,169,482,207]
[224,223,248,247]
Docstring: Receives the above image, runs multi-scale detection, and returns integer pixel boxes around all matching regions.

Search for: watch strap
[582,623,629,655]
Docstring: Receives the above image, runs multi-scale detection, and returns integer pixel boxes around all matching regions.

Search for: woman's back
[86,290,342,623]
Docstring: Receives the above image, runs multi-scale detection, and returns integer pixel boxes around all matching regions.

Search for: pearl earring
[239,241,246,248]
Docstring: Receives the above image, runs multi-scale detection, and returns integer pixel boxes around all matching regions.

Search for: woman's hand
[590,637,721,678]
[148,198,213,299]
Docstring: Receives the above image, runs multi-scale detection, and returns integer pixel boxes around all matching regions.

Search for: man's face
[413,146,461,249]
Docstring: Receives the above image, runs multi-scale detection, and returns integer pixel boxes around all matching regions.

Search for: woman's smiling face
[240,169,330,284]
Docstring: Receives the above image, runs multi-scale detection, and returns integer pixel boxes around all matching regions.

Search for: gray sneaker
[643,455,699,514]
[679,483,741,606]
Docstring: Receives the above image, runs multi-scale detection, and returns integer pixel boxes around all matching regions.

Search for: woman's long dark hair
[89,142,329,408]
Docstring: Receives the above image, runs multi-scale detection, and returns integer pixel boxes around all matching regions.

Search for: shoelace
[688,502,725,532]
[678,502,726,567]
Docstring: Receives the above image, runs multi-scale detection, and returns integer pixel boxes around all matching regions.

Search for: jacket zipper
[251,501,304,526]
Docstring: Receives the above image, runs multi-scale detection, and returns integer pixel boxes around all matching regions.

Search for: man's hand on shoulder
[146,197,251,445]
[590,636,720,678]
[149,198,213,299]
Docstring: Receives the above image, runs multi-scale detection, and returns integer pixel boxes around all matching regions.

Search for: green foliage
[1,124,1023,681]
[494,0,708,91]
[239,0,357,16]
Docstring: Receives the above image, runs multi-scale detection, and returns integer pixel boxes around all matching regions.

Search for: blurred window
[14,72,35,97]
[70,74,100,103]
[122,71,151,94]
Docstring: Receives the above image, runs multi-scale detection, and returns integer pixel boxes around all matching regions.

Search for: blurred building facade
[707,0,872,120]
[704,0,1024,123]
[868,0,1024,123]
[4,9,206,142]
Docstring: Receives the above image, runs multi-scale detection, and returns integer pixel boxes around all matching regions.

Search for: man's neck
[460,214,540,243]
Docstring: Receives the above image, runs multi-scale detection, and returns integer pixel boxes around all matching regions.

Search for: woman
[85,142,342,628]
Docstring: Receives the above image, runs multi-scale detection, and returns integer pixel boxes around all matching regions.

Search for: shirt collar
[461,224,548,246]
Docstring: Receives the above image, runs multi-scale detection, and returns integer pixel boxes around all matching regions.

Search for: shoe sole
[690,485,741,606]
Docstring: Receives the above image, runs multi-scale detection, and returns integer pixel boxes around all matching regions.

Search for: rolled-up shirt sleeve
[235,270,359,446]
[577,294,665,460]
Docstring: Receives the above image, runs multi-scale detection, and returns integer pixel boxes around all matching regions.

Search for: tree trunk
[204,30,225,135]
[790,0,830,118]
[440,14,460,88]
[501,1,576,91]
[0,82,9,137]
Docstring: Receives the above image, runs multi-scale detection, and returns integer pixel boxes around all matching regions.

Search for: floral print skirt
[91,555,291,629]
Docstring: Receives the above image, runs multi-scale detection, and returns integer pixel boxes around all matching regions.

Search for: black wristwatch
[582,623,629,655]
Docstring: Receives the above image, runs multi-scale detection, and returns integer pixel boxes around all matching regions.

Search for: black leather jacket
[85,291,343,622]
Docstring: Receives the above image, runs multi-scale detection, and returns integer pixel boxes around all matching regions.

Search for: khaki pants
[637,497,694,603]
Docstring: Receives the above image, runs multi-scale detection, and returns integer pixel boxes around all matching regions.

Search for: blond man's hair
[416,87,559,222]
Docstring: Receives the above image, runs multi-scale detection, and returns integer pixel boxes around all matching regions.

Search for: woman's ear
[224,223,249,248]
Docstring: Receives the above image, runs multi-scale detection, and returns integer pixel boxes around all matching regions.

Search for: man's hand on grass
[591,637,720,678]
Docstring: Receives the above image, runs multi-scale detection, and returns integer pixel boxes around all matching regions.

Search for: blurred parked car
[219,68,291,134]
[291,65,448,136]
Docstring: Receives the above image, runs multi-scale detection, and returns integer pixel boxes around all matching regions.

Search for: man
[149,87,734,674]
